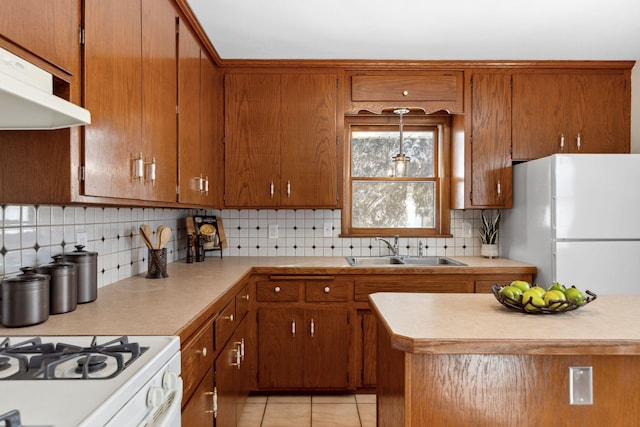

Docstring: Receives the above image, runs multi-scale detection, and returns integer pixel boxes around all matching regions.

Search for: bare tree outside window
[342,115,451,237]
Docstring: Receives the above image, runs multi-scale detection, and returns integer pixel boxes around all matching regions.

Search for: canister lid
[36,255,77,274]
[63,245,98,259]
[2,267,50,284]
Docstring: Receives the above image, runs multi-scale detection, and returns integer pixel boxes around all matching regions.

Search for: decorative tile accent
[1,205,490,285]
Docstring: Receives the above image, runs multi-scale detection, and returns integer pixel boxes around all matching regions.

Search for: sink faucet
[376,235,400,257]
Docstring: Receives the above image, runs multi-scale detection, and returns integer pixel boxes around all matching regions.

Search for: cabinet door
[181,367,214,427]
[572,73,630,154]
[304,307,349,388]
[280,74,338,207]
[178,21,203,204]
[224,74,281,207]
[512,74,566,160]
[84,0,143,200]
[215,331,240,427]
[257,307,304,388]
[0,0,78,74]
[141,0,177,202]
[357,310,377,388]
[469,73,512,208]
[200,55,223,207]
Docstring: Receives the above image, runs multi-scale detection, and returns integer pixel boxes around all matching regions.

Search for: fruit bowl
[491,284,597,314]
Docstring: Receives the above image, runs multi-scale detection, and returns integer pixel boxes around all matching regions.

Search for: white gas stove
[0,335,181,427]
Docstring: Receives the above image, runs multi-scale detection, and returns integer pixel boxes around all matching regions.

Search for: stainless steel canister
[62,245,98,304]
[1,267,50,327]
[36,255,78,314]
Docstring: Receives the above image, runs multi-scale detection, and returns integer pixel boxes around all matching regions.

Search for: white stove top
[0,335,180,427]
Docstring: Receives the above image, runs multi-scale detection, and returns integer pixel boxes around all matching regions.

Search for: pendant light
[392,108,410,177]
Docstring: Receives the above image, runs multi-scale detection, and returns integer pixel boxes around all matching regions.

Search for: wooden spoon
[158,226,172,249]
[140,224,154,249]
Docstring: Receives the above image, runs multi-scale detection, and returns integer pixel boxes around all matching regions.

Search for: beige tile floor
[238,394,376,427]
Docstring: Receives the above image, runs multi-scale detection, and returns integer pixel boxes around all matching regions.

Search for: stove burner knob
[162,371,180,390]
[147,387,165,408]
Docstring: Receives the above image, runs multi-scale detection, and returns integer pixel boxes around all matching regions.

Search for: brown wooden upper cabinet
[224,72,338,208]
[84,0,178,202]
[512,71,631,161]
[452,71,512,209]
[345,71,464,114]
[177,21,222,207]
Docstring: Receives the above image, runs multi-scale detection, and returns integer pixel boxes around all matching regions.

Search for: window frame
[341,114,452,237]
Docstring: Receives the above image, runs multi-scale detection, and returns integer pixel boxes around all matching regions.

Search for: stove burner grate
[0,336,148,380]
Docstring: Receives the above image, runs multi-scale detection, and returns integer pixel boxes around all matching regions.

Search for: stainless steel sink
[344,256,466,266]
[344,256,406,265]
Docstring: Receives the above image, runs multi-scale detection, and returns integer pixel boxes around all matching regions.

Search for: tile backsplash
[0,205,489,288]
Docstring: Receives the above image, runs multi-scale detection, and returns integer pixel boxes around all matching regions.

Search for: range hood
[0,46,91,130]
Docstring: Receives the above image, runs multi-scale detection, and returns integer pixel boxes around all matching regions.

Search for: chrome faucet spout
[376,235,400,257]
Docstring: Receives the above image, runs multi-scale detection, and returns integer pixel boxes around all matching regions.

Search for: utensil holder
[146,248,168,279]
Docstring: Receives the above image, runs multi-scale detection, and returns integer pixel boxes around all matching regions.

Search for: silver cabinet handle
[324,286,330,293]
[196,347,208,357]
[402,90,409,96]
[240,294,250,301]
[576,133,581,151]
[291,319,296,336]
[240,338,245,360]
[223,314,234,322]
[310,318,315,337]
[146,157,156,185]
[274,286,281,293]
[497,180,501,197]
[270,181,274,198]
[205,388,217,417]
[560,134,565,150]
[133,153,144,181]
[204,176,209,195]
[287,180,291,197]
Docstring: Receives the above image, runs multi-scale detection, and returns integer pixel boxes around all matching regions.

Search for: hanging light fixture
[392,108,410,177]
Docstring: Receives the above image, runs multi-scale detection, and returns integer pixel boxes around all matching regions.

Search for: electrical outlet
[268,224,278,239]
[323,222,333,237]
[462,222,473,238]
[77,232,88,247]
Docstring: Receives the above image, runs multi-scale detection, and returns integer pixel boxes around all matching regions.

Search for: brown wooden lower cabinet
[181,367,214,426]
[215,317,249,427]
[257,306,350,389]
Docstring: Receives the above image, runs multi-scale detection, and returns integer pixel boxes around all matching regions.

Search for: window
[342,114,451,237]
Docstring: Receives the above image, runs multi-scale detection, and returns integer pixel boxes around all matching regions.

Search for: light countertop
[1,256,535,339]
[369,292,640,356]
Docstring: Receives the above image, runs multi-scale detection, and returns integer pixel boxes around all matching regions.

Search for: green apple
[565,287,586,306]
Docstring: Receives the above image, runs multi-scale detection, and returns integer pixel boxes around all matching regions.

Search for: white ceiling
[186,0,640,61]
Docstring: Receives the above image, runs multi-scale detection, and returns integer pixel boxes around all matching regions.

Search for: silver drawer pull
[223,314,234,321]
[324,286,330,293]
[196,347,207,357]
[402,90,409,96]
[274,286,281,293]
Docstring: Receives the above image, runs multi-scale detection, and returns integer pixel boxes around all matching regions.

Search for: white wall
[632,64,640,153]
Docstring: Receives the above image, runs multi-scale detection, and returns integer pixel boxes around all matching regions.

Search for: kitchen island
[370,292,640,427]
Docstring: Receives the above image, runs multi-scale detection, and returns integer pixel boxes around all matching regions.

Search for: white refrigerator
[500,154,640,294]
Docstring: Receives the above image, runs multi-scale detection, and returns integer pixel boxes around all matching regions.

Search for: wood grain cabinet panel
[177,21,222,207]
[255,281,300,302]
[305,281,348,302]
[257,307,349,389]
[224,72,338,208]
[512,71,631,160]
[347,71,464,114]
[452,71,512,209]
[181,367,214,427]
[84,0,177,202]
[181,319,214,407]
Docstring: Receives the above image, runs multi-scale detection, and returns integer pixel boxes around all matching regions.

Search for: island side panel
[404,353,640,427]
[376,317,406,427]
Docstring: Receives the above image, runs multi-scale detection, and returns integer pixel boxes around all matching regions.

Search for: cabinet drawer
[354,280,474,301]
[215,300,237,349]
[352,73,461,102]
[305,281,348,302]
[256,281,300,302]
[181,320,214,403]
[236,285,251,321]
